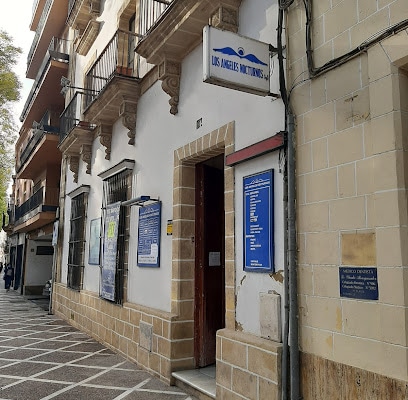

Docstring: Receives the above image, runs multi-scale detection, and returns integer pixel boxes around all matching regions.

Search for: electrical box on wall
[259,291,282,342]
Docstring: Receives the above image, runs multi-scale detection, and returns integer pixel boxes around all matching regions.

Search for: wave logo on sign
[213,46,268,66]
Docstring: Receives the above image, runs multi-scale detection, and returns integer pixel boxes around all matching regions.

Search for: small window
[67,192,88,290]
[36,246,54,255]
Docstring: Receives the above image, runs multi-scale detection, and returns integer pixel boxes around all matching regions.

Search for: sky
[0,1,35,122]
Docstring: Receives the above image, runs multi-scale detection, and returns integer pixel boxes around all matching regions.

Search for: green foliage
[0,30,21,218]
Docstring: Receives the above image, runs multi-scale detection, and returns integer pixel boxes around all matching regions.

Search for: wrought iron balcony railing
[60,91,95,143]
[68,0,76,20]
[14,187,59,224]
[15,188,44,222]
[27,0,53,70]
[139,0,173,37]
[21,37,69,123]
[17,123,59,172]
[83,29,141,110]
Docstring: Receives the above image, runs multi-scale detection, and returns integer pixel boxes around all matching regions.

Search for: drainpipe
[281,158,289,400]
[277,4,300,398]
[287,110,300,400]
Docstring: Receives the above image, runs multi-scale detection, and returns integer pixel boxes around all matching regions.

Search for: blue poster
[101,202,121,301]
[243,170,274,272]
[137,202,161,267]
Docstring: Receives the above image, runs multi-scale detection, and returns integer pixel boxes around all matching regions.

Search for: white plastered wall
[61,0,286,326]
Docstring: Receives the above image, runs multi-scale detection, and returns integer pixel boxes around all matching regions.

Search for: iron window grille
[67,192,87,290]
[101,169,132,304]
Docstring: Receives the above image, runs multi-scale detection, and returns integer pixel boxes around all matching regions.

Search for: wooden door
[195,160,225,367]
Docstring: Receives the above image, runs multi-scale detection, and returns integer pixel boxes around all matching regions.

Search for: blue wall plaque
[243,170,274,272]
[101,202,121,301]
[339,267,379,300]
[137,202,161,267]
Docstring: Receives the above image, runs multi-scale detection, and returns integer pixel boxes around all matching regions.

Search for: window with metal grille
[101,169,132,304]
[67,193,87,290]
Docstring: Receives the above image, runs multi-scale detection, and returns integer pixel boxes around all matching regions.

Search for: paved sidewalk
[0,289,197,400]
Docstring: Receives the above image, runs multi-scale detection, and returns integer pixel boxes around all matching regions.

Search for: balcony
[136,0,242,114]
[82,30,141,145]
[139,0,172,36]
[13,187,59,233]
[67,0,100,31]
[27,0,69,79]
[21,37,69,130]
[30,0,46,31]
[16,113,61,181]
[67,0,101,56]
[59,91,96,180]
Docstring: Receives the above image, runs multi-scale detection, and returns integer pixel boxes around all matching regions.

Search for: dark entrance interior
[10,244,23,292]
[194,154,225,367]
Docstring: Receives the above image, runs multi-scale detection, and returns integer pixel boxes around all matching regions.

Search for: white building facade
[53,1,287,399]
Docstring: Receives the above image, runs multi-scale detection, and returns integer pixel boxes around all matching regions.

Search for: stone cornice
[136,0,242,65]
[135,0,241,114]
[83,76,141,144]
[58,124,94,156]
[68,0,101,31]
[76,20,101,56]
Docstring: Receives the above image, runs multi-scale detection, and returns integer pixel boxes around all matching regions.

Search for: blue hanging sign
[101,202,121,301]
[243,170,274,272]
[137,202,161,267]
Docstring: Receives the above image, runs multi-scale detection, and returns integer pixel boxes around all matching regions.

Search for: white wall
[234,153,285,336]
[62,0,286,323]
[25,239,53,286]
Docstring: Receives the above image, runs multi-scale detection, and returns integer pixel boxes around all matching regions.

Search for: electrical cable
[304,0,408,78]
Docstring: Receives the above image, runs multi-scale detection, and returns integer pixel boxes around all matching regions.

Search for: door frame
[171,122,235,371]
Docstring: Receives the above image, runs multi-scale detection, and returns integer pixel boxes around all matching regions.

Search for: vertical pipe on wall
[281,154,289,400]
[277,3,300,398]
[287,110,300,400]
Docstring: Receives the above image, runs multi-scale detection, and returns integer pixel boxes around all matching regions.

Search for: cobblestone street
[0,289,197,400]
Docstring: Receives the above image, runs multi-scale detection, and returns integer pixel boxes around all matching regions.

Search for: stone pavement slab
[0,289,197,400]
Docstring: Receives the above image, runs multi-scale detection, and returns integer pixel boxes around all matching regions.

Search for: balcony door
[127,14,136,72]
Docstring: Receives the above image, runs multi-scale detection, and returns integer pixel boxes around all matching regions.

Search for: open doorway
[194,154,225,367]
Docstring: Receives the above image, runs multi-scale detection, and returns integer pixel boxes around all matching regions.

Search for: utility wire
[304,0,408,78]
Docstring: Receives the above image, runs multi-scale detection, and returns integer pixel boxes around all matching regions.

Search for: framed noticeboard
[137,202,161,267]
[243,169,274,272]
[101,203,121,301]
[88,218,101,265]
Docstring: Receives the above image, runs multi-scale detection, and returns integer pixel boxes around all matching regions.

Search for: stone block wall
[216,329,282,400]
[52,283,183,384]
[287,0,408,396]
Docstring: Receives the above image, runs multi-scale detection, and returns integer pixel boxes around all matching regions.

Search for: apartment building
[2,0,68,295]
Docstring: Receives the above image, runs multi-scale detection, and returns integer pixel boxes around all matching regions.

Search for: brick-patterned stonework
[288,0,408,393]
[171,121,236,370]
[52,283,178,383]
[216,329,282,400]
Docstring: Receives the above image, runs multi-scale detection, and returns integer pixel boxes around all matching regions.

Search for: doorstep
[172,365,216,400]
